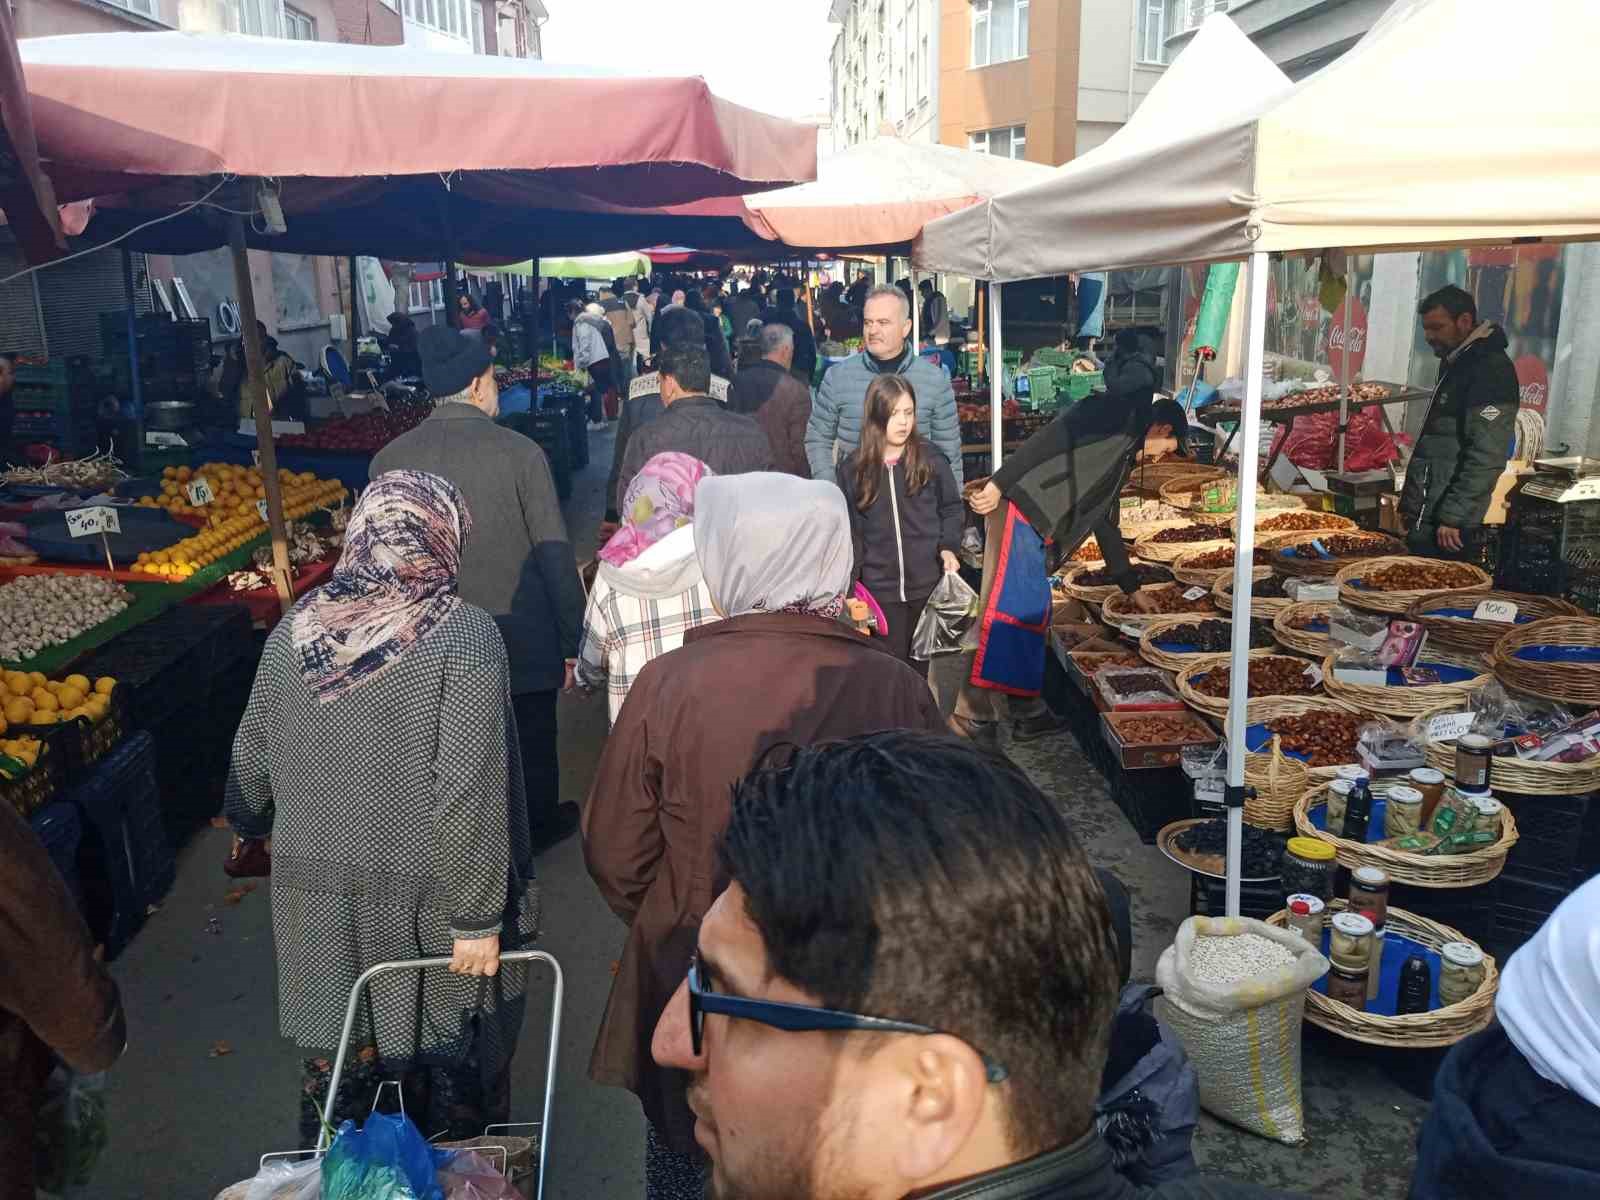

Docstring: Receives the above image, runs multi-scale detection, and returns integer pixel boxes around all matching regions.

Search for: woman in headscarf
[226,470,539,1146]
[582,472,945,1200]
[577,452,720,726]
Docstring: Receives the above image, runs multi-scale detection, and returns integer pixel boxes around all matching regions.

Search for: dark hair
[722,731,1119,1157]
[658,338,711,394]
[653,306,707,358]
[1148,397,1189,443]
[775,288,796,309]
[854,375,930,512]
[1419,284,1477,323]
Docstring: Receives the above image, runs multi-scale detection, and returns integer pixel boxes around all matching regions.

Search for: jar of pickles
[1325,960,1369,1009]
[1349,866,1391,932]
[1439,942,1486,1006]
[1385,785,1425,838]
[1329,911,1375,971]
[1409,767,1446,828]
[1281,837,1337,908]
[1285,893,1326,941]
[1326,778,1352,832]
[1471,795,1504,837]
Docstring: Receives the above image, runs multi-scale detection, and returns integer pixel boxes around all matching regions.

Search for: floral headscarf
[598,452,713,567]
[291,470,471,703]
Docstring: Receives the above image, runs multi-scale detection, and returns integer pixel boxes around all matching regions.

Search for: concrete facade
[1166,0,1395,78]
[828,0,941,151]
[1075,0,1164,155]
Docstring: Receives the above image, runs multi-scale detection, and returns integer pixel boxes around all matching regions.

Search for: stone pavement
[91,426,1428,1198]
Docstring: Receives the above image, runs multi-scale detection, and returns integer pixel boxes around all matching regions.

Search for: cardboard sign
[1427,711,1475,743]
[1182,586,1208,601]
[1474,598,1519,623]
[185,478,215,506]
[65,506,121,538]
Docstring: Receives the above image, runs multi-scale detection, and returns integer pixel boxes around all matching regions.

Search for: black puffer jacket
[1399,323,1519,532]
[840,441,963,602]
[614,395,772,512]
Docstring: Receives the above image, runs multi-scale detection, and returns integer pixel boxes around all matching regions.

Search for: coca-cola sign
[1328,295,1369,378]
[1515,354,1549,415]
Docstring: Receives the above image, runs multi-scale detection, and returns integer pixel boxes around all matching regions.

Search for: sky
[539,0,838,120]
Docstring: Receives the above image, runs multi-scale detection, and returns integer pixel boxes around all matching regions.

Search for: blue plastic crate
[69,731,172,959]
[29,801,83,910]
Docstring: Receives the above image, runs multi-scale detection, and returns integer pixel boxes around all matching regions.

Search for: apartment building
[1159,0,1393,78]
[828,0,940,150]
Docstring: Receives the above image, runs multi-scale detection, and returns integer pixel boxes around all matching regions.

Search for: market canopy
[744,135,1055,255]
[16,32,815,259]
[0,1,64,264]
[497,251,653,280]
[916,0,1600,280]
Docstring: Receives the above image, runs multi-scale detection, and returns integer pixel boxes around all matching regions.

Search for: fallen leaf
[208,1040,233,1058]
[610,960,620,977]
[209,816,230,830]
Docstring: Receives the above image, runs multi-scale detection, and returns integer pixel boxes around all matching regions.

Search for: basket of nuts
[1175,653,1324,720]
[1138,615,1276,673]
[1171,544,1276,588]
[1213,569,1292,619]
[1226,698,1371,782]
[1102,584,1219,633]
[1132,522,1234,564]
[1335,556,1491,616]
[1406,589,1581,655]
[1266,531,1406,579]
[1272,602,1333,659]
[1231,509,1358,537]
[1061,561,1173,605]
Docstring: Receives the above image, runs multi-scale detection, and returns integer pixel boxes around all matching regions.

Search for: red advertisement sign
[1515,354,1549,416]
[1328,295,1369,379]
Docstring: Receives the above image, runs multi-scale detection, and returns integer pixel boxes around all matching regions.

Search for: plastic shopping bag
[243,1157,323,1200]
[911,571,981,660]
[33,1068,108,1197]
[437,1150,522,1200]
[322,1110,445,1200]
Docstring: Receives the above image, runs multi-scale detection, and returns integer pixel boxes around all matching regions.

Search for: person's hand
[449,933,501,977]
[940,550,961,574]
[1131,589,1162,614]
[597,519,621,543]
[1436,525,1463,552]
[968,481,1002,515]
[563,659,578,692]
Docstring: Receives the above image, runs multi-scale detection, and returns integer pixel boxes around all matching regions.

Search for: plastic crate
[1033,347,1078,368]
[1061,371,1105,403]
[1494,788,1600,888]
[18,690,131,788]
[1023,367,1057,409]
[0,729,65,821]
[72,731,171,959]
[1108,763,1192,844]
[1487,871,1570,961]
[29,800,84,910]
[1190,873,1285,920]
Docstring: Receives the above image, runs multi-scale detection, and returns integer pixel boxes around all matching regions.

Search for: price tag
[1426,711,1475,742]
[145,431,188,448]
[251,449,262,468]
[1117,623,1144,640]
[256,499,270,523]
[1182,586,1208,601]
[185,478,215,506]
[65,506,121,538]
[1474,598,1519,623]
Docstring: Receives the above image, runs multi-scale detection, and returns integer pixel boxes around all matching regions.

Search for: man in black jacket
[761,287,818,383]
[650,732,1300,1200]
[613,336,772,512]
[1399,285,1519,559]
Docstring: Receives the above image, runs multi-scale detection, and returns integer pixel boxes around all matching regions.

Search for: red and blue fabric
[971,503,1050,697]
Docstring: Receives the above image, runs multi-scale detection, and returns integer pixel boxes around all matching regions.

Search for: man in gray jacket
[373,326,585,850]
[806,285,962,488]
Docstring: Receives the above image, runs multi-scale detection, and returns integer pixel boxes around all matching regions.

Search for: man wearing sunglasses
[652,732,1299,1200]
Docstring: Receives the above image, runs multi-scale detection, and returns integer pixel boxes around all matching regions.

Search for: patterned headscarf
[693,473,851,619]
[292,470,472,703]
[598,452,713,567]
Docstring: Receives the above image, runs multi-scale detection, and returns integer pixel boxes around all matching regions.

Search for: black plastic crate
[1374,877,1500,948]
[1488,871,1572,961]
[1108,763,1191,844]
[1495,788,1600,887]
[71,731,171,959]
[29,800,84,911]
[1189,873,1285,920]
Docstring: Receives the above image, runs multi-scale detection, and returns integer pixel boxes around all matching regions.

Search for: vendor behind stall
[1400,285,1519,559]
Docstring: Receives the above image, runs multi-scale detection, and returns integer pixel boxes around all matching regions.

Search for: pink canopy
[743,136,1054,254]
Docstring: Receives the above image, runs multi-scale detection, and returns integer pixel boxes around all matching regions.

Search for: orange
[94,677,116,695]
[3,698,32,724]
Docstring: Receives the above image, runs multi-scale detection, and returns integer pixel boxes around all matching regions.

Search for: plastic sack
[1155,916,1328,1145]
[33,1068,108,1197]
[243,1157,323,1200]
[911,571,980,660]
[322,1111,444,1200]
[1268,409,1400,473]
[437,1150,521,1200]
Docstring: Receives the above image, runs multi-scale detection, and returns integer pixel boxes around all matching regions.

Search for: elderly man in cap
[373,325,586,850]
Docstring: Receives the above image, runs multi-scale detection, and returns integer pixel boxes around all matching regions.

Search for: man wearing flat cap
[373,325,585,850]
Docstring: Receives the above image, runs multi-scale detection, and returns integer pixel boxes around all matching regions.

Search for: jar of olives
[1326,779,1352,832]
[1439,942,1486,1006]
[1281,836,1336,909]
[1329,911,1375,971]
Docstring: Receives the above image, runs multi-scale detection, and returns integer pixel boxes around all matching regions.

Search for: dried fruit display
[1117,714,1213,744]
[1360,562,1483,591]
[1257,511,1353,533]
[1148,523,1232,545]
[1187,545,1274,569]
[1192,656,1318,699]
[1159,619,1275,651]
[1080,563,1172,588]
[1264,711,1368,767]
[1135,584,1217,615]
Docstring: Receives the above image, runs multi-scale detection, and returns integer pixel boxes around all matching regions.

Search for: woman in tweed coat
[226,470,539,1144]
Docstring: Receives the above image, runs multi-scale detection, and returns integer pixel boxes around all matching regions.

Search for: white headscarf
[1497,873,1600,1107]
[693,474,851,618]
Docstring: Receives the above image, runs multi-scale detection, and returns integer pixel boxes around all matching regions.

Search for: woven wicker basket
[1266,531,1407,579]
[1175,653,1324,719]
[1240,734,1312,831]
[1157,471,1231,510]
[1321,650,1491,719]
[1335,556,1493,615]
[1292,784,1516,888]
[1225,695,1368,783]
[1118,517,1193,543]
[1170,547,1241,588]
[1414,699,1600,795]
[1137,615,1265,673]
[1127,462,1223,499]
[1214,568,1292,619]
[1267,901,1498,1047]
[1132,526,1233,564]
[1492,615,1600,706]
[1102,586,1219,634]
[1061,562,1127,605]
[1230,511,1357,537]
[1272,601,1333,658]
[1406,590,1582,655]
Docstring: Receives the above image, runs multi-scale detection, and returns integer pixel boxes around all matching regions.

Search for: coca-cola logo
[1329,324,1367,354]
[1514,355,1549,415]
[1521,380,1546,408]
[1298,297,1322,325]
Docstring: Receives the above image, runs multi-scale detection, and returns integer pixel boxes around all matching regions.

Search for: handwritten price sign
[1474,598,1519,623]
[256,500,270,523]
[65,506,121,538]
[185,478,215,506]
[1427,711,1475,743]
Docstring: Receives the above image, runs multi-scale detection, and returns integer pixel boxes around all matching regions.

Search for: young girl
[841,374,964,676]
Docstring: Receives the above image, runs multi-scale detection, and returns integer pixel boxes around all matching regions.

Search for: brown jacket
[0,802,126,1200]
[729,359,813,478]
[582,612,944,1150]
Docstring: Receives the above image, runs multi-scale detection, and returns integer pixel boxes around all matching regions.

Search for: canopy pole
[529,251,540,390]
[347,255,360,371]
[120,248,143,416]
[989,281,1004,474]
[911,269,920,349]
[1225,249,1271,917]
[226,214,294,613]
[1336,265,1353,475]
[976,283,986,384]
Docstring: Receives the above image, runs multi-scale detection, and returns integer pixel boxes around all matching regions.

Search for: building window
[1139,0,1166,63]
[1167,0,1227,38]
[283,5,316,38]
[222,0,283,36]
[105,0,157,16]
[971,0,1028,68]
[471,0,485,51]
[969,125,1026,159]
[404,0,470,39]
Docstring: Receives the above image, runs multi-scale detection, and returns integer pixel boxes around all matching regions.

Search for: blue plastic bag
[322,1111,445,1200]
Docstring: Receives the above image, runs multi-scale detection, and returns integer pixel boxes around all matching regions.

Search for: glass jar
[1439,941,1486,1006]
[1329,911,1375,970]
[1410,767,1446,828]
[1285,893,1326,941]
[1455,734,1493,791]
[1281,837,1337,907]
[1334,764,1367,784]
[1385,785,1425,838]
[1349,866,1390,932]
[1326,960,1369,1009]
[1326,778,1352,832]
[1471,795,1504,837]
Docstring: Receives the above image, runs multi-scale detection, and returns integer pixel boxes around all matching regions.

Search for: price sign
[145,431,188,448]
[65,506,121,538]
[1474,598,1519,623]
[251,449,262,467]
[1182,586,1208,601]
[1117,623,1144,641]
[256,499,270,523]
[1426,711,1475,743]
[185,478,215,506]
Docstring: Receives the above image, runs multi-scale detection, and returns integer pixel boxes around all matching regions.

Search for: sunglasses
[685,954,1009,1083]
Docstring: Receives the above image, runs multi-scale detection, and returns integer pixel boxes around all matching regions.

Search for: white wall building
[828,0,939,152]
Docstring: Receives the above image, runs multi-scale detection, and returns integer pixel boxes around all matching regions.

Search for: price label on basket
[64,506,121,538]
[1426,711,1475,742]
[256,499,270,523]
[1117,623,1144,640]
[185,478,215,506]
[1473,598,1519,623]
[1182,586,1208,601]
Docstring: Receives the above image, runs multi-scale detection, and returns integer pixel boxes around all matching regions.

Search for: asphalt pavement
[93,425,1427,1199]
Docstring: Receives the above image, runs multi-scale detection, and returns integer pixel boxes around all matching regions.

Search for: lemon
[57,685,85,709]
[31,690,57,713]
[27,672,44,688]
[3,698,31,724]
[5,674,29,697]
[94,677,117,696]
[31,710,57,726]
[64,674,89,693]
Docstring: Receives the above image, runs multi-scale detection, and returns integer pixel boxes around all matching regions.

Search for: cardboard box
[1483,466,1536,526]
[1100,711,1220,771]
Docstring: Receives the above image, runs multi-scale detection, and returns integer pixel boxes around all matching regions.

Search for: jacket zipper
[887,463,907,602]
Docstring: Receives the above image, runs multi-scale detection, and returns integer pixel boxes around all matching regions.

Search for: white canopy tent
[918,0,1600,915]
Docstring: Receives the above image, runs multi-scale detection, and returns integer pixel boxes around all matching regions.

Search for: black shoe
[531,802,581,852]
[1011,710,1068,743]
[947,712,1002,754]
